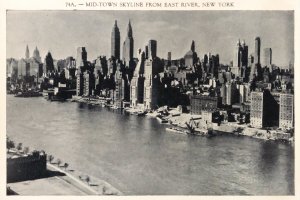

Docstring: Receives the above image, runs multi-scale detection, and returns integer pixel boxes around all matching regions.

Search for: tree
[102,186,106,194]
[48,155,54,163]
[63,163,69,171]
[23,147,29,154]
[16,143,23,151]
[85,176,90,185]
[56,158,61,167]
[6,138,15,152]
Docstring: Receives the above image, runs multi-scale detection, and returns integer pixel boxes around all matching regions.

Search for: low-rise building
[190,94,221,115]
[7,151,47,183]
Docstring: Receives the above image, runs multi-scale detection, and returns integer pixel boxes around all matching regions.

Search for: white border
[0,0,298,199]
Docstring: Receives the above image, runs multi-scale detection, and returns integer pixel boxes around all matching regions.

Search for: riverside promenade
[7,150,122,195]
[8,162,122,195]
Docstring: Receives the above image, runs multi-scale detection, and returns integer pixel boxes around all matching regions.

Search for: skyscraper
[263,48,272,69]
[279,93,294,128]
[32,46,41,63]
[25,45,30,59]
[184,40,198,67]
[254,37,261,65]
[130,49,145,108]
[241,40,248,67]
[76,47,87,69]
[44,51,54,73]
[250,91,263,128]
[122,20,134,64]
[111,20,120,60]
[145,45,149,59]
[148,40,157,59]
[250,90,280,128]
[167,52,171,61]
[144,59,161,110]
[191,40,195,52]
[232,39,248,78]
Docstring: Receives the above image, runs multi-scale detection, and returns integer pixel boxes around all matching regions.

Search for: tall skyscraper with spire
[33,46,41,63]
[191,40,195,52]
[25,45,30,59]
[122,20,134,64]
[232,39,248,78]
[111,20,120,60]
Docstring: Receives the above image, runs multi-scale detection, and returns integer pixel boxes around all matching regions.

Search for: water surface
[6,96,294,195]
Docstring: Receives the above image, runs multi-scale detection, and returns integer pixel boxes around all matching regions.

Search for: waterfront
[6,95,294,195]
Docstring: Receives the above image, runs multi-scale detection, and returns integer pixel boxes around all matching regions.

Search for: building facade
[7,151,47,183]
[190,95,221,115]
[144,58,161,110]
[250,91,263,128]
[130,49,145,108]
[254,37,261,65]
[279,93,294,128]
[263,48,272,70]
[232,40,248,78]
[148,40,157,59]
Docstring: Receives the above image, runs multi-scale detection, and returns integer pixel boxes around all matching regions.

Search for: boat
[156,116,168,123]
[49,95,66,102]
[166,127,188,135]
[135,111,146,116]
[108,105,119,110]
[14,91,42,98]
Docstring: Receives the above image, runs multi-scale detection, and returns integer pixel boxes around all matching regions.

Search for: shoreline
[166,113,294,144]
[69,96,294,144]
[6,95,294,195]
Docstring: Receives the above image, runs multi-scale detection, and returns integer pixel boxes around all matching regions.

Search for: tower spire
[191,40,195,52]
[111,19,121,60]
[25,45,30,59]
[127,20,132,38]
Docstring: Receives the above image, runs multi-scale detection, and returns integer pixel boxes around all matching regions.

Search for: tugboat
[156,115,168,123]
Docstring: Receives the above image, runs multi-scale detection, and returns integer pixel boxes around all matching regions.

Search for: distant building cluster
[6,19,294,130]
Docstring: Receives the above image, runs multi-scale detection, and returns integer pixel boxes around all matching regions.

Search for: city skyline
[6,9,295,196]
[7,10,294,67]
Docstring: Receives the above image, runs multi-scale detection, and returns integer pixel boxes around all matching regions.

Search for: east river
[6,95,294,195]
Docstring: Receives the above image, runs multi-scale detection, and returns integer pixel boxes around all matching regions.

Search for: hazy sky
[6,10,294,66]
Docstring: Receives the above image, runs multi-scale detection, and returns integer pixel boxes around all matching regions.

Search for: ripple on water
[6,96,294,195]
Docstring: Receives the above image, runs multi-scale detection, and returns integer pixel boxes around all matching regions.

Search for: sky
[6,10,294,66]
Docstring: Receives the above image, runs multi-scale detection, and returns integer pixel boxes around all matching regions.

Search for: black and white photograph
[5,8,295,196]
